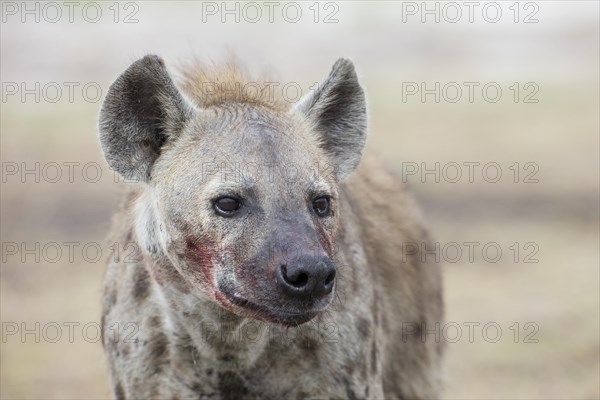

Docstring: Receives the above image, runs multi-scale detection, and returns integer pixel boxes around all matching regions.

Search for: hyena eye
[214,196,241,217]
[312,196,331,217]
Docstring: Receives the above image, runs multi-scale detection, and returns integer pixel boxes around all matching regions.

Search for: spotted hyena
[98,55,444,399]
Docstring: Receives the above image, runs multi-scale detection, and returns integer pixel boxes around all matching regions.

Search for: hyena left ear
[98,55,194,182]
[295,58,367,181]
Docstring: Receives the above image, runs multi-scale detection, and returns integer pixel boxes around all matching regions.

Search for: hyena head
[99,55,367,325]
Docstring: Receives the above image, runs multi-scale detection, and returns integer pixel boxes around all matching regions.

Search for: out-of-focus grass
[440,220,599,399]
[1,83,598,399]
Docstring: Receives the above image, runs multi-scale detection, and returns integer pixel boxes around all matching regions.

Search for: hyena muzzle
[98,55,444,399]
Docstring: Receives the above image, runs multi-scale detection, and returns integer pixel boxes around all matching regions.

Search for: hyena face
[99,55,367,325]
[149,112,339,325]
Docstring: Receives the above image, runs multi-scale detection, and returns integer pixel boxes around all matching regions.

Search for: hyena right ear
[295,59,367,181]
[98,55,194,182]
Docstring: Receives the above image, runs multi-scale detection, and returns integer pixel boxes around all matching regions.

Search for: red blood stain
[185,238,218,289]
[315,224,334,258]
[213,290,236,312]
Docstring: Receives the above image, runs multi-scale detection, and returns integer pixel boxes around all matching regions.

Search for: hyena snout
[276,256,336,299]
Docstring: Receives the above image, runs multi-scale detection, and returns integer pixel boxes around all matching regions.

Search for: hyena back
[99,55,444,399]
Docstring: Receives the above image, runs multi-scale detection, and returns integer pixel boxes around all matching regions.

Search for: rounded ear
[295,59,367,181]
[98,55,194,182]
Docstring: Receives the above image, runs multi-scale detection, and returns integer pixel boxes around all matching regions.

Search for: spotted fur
[99,55,444,399]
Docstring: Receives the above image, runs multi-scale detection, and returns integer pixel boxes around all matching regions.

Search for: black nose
[277,257,336,298]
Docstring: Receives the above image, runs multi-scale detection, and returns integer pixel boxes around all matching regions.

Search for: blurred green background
[1,1,598,399]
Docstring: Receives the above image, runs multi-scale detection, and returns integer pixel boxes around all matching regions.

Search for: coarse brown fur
[178,60,290,110]
[99,55,444,399]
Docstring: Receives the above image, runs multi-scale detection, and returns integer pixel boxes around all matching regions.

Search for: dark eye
[312,196,331,217]
[214,197,241,217]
